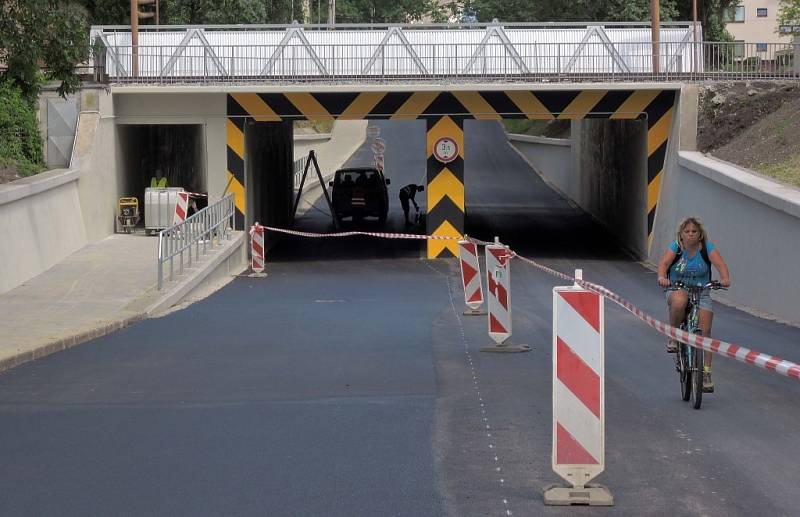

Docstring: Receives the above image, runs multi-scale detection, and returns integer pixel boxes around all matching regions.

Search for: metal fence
[157,194,235,290]
[98,41,798,84]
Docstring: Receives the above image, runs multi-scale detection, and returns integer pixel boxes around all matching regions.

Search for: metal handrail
[91,21,699,32]
[157,194,236,290]
[100,41,799,84]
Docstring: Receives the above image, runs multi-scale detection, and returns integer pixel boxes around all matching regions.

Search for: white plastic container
[144,187,185,234]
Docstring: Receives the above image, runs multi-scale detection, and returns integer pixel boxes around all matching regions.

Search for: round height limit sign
[433,137,459,163]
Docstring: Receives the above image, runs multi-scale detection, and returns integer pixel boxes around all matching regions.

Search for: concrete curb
[0,314,145,374]
[0,232,246,374]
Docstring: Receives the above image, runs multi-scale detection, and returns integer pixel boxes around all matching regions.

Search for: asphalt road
[1,120,798,516]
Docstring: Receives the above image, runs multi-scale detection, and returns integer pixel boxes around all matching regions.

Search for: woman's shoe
[666,339,678,353]
[703,371,715,393]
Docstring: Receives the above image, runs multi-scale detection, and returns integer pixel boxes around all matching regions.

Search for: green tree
[457,0,678,23]
[0,0,90,98]
[334,0,441,23]
[0,81,44,175]
[777,0,800,32]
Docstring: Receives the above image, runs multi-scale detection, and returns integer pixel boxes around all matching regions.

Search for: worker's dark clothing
[399,184,421,224]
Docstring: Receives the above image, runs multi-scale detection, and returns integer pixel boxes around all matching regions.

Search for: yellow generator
[117,197,140,233]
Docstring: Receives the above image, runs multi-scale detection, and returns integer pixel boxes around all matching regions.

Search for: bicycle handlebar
[663,280,728,292]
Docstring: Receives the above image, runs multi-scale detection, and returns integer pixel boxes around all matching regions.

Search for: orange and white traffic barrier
[481,239,530,353]
[249,222,266,276]
[458,240,485,315]
[545,269,613,506]
[173,191,189,226]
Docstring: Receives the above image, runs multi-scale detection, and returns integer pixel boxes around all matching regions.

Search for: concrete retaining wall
[651,151,800,325]
[507,133,572,193]
[0,169,88,294]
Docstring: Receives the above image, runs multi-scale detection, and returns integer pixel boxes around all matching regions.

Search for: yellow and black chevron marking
[226,89,677,251]
[642,90,676,249]
[426,115,464,258]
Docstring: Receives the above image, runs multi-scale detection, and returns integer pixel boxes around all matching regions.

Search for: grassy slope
[699,83,800,189]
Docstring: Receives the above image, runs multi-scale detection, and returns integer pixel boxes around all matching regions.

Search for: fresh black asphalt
[0,120,798,516]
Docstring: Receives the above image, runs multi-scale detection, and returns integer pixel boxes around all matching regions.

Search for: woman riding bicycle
[657,216,731,393]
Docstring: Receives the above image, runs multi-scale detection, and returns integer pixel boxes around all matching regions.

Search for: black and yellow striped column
[226,93,284,228]
[226,95,247,229]
[426,115,464,258]
[643,91,676,250]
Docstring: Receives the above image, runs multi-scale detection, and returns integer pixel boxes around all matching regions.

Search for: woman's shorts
[666,290,713,312]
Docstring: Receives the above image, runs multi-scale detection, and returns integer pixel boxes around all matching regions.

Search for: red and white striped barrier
[172,191,189,226]
[249,222,266,276]
[545,270,613,505]
[458,240,485,315]
[481,241,530,353]
[486,243,511,343]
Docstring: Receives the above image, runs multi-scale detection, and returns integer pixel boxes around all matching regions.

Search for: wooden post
[651,0,660,75]
[692,0,699,72]
[131,0,139,77]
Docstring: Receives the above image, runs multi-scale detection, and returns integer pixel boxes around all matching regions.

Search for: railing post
[157,232,163,290]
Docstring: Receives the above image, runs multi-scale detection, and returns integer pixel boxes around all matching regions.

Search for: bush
[0,81,44,176]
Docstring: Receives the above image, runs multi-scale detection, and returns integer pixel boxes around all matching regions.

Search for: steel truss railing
[89,22,798,84]
[97,41,799,84]
[157,194,235,290]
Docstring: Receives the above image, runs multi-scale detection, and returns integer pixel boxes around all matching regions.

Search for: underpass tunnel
[117,124,207,223]
[225,89,676,261]
[244,121,294,251]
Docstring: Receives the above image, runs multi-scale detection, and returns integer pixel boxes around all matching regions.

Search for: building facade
[725,0,793,61]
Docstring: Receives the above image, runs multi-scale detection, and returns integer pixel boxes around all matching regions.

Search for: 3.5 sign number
[433,137,459,164]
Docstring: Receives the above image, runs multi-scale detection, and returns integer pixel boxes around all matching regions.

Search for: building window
[756,43,768,52]
[734,41,745,58]
[756,8,768,17]
[730,6,745,22]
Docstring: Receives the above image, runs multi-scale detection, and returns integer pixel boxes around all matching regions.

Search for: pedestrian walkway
[0,231,244,373]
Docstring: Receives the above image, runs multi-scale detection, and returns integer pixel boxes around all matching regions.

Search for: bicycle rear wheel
[680,344,691,401]
[691,341,704,409]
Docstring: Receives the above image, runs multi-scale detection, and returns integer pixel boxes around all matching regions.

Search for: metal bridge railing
[157,194,235,290]
[100,41,798,84]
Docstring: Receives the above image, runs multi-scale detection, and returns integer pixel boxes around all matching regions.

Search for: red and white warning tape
[261,227,800,381]
[264,226,457,241]
[510,252,800,381]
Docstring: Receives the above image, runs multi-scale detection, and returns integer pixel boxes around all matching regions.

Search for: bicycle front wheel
[680,344,691,401]
[691,342,704,409]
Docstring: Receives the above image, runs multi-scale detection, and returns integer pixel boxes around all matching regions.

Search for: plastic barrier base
[543,484,613,506]
[480,343,531,353]
[463,307,487,316]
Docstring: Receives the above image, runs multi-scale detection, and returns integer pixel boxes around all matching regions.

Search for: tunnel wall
[508,122,648,258]
[571,119,649,257]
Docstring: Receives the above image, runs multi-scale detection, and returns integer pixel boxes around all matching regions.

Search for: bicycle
[665,280,725,409]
